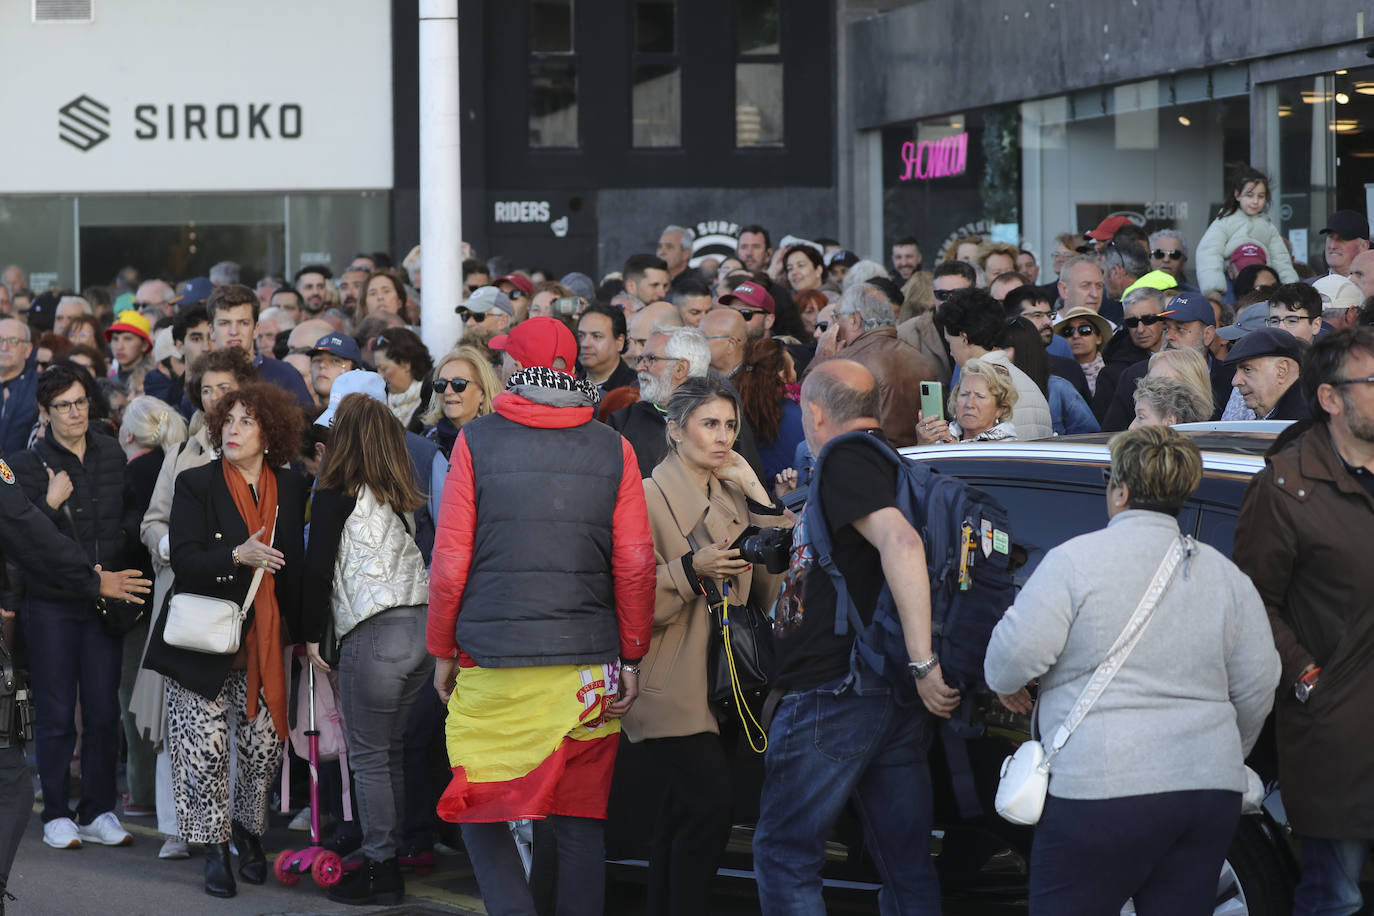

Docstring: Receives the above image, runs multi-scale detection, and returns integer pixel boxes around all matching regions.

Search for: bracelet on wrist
[620,662,641,676]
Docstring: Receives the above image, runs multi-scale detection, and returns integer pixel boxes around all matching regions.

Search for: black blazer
[142,459,307,701]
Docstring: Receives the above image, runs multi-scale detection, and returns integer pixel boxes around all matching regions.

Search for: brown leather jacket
[1234,423,1374,838]
[838,326,937,448]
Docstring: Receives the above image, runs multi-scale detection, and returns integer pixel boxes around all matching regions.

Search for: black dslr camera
[737,526,794,575]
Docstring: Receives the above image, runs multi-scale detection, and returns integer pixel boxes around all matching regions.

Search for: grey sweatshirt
[984,510,1280,800]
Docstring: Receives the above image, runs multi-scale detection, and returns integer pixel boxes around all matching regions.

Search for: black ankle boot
[327,856,404,906]
[231,820,266,885]
[204,842,237,898]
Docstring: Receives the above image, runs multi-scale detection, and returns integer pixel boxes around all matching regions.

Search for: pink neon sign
[897,132,968,181]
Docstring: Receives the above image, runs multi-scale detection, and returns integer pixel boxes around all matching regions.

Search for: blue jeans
[22,598,122,825]
[337,605,431,861]
[754,674,938,916]
[1294,837,1372,916]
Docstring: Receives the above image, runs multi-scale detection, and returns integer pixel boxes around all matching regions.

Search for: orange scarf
[222,460,288,739]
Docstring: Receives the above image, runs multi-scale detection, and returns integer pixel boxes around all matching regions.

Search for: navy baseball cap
[1159,292,1216,327]
[310,332,362,364]
[1223,327,1303,365]
[173,277,214,309]
[1320,209,1370,241]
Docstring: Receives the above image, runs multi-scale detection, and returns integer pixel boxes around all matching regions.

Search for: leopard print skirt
[165,672,282,844]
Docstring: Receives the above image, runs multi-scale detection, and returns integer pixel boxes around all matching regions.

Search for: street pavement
[6,804,486,916]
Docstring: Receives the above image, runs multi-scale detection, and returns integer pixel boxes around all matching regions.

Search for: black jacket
[1266,379,1312,422]
[0,456,99,609]
[10,431,127,602]
[606,398,766,480]
[142,460,308,701]
[1091,330,1153,421]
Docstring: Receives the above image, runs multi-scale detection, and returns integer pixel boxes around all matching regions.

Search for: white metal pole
[419,0,462,359]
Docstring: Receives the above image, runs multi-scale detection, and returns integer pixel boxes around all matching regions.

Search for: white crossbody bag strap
[1045,535,1194,760]
[238,513,279,616]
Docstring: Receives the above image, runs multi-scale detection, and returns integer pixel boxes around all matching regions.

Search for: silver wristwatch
[908,655,939,680]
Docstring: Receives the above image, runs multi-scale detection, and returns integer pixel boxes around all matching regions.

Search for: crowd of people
[0,162,1370,914]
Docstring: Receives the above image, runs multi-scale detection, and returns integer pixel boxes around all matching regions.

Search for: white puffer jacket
[1195,209,1299,295]
[980,349,1054,441]
[332,485,430,639]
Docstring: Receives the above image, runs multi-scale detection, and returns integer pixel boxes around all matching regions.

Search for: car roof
[899,428,1272,476]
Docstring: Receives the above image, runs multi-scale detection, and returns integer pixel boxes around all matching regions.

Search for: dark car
[608,428,1297,916]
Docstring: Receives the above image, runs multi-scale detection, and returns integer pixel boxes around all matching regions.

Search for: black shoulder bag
[687,532,774,753]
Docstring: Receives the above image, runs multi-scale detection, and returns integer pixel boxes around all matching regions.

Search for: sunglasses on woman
[1059,324,1098,337]
[433,378,472,394]
[1121,315,1165,329]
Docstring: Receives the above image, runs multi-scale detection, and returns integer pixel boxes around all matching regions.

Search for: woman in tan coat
[623,375,788,916]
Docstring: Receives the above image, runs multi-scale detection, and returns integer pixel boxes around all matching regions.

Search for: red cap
[496,274,535,297]
[1084,215,1134,241]
[717,281,775,314]
[489,316,577,372]
[1229,242,1268,270]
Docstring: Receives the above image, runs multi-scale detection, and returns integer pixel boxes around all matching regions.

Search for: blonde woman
[117,398,188,824]
[1131,376,1211,428]
[1147,348,1215,421]
[916,359,1020,444]
[421,346,500,459]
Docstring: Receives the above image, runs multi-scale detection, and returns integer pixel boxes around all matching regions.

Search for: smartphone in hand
[920,381,944,422]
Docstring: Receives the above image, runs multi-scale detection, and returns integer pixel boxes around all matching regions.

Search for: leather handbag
[164,518,277,655]
[687,533,774,753]
[995,535,1194,826]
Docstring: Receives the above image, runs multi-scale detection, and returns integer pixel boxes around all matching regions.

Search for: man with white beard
[607,326,712,477]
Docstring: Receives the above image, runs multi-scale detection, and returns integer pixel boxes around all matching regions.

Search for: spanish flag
[439,662,621,823]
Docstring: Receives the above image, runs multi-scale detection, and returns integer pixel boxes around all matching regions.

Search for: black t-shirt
[772,431,899,691]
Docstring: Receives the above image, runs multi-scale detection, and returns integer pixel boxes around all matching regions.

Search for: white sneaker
[77,812,132,847]
[158,836,190,860]
[288,805,312,832]
[42,817,82,849]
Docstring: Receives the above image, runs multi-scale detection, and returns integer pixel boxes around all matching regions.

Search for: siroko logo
[59,95,110,152]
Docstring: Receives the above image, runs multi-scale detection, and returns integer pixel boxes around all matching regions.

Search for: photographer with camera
[755,359,958,913]
[621,375,789,916]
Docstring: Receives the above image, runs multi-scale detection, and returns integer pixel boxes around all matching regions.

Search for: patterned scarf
[506,366,602,404]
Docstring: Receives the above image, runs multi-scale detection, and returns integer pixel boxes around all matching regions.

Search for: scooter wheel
[274,849,301,886]
[313,850,344,887]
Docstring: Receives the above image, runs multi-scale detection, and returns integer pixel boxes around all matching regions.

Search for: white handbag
[994,535,1194,826]
[163,518,277,655]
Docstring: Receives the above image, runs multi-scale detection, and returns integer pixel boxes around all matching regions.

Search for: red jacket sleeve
[427,433,476,658]
[611,437,656,662]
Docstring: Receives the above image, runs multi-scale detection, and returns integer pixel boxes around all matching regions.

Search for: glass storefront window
[881,109,1019,263]
[1021,68,1250,286]
[529,0,578,147]
[735,0,783,147]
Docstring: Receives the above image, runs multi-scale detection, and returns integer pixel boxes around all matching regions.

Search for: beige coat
[622,451,787,742]
[129,425,214,741]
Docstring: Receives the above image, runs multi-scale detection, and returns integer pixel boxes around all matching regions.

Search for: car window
[1197,507,1238,557]
[968,481,1106,587]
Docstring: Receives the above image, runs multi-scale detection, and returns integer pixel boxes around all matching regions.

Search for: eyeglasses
[47,396,90,414]
[1332,375,1374,387]
[1151,249,1186,261]
[1264,315,1310,328]
[636,354,679,365]
[0,336,28,349]
[1074,242,1098,254]
[933,289,955,302]
[733,308,764,321]
[134,300,163,308]
[457,308,486,322]
[1122,315,1165,329]
[1059,324,1099,337]
[433,377,472,394]
[506,290,525,300]
[1101,468,1116,485]
[815,321,830,333]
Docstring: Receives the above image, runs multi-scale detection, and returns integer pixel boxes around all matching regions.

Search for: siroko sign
[1,0,391,193]
[896,132,969,182]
